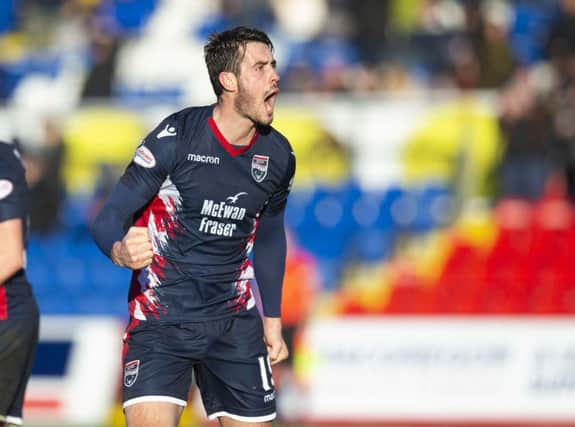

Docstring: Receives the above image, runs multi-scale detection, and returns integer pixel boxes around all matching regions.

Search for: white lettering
[187,153,220,164]
[199,216,210,233]
[223,204,235,218]
[201,200,214,216]
[198,196,247,237]
[198,217,237,237]
[214,202,225,218]
[201,199,246,220]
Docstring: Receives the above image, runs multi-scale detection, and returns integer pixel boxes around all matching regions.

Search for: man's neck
[212,102,257,146]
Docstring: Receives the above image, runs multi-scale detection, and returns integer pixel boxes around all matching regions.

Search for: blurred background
[2,0,575,425]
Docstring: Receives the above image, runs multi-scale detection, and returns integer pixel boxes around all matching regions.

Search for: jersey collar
[208,117,259,157]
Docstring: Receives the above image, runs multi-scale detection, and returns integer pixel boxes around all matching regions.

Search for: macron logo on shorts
[124,360,140,387]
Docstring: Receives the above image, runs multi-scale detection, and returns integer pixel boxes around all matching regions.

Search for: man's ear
[219,71,237,92]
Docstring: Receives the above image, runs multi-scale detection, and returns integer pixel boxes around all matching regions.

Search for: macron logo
[157,124,177,139]
[187,153,220,165]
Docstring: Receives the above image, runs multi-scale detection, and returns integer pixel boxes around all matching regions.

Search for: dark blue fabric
[91,180,150,257]
[90,106,295,322]
[253,211,286,317]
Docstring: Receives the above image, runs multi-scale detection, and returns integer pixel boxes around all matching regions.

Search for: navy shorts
[122,308,276,422]
[0,299,39,426]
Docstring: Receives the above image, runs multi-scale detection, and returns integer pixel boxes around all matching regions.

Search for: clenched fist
[111,226,154,270]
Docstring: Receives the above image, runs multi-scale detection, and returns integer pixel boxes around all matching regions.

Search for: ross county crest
[124,359,140,387]
[251,155,269,183]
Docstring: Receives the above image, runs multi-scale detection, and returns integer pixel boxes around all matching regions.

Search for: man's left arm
[253,210,289,365]
[254,144,295,365]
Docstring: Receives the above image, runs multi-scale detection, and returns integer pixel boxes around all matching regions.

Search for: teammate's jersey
[0,142,36,320]
[120,105,295,323]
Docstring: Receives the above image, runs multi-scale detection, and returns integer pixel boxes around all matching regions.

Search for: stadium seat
[435,242,485,314]
[411,183,454,233]
[37,295,80,315]
[96,0,158,37]
[348,189,396,263]
[59,194,92,233]
[291,182,360,288]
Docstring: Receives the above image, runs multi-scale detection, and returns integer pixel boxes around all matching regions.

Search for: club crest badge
[251,155,269,183]
[124,360,140,387]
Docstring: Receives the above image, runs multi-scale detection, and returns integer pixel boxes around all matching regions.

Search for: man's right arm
[110,228,154,269]
[91,114,179,269]
[90,181,153,268]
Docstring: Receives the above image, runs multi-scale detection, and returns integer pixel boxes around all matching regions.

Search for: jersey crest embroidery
[124,359,140,387]
[251,155,269,183]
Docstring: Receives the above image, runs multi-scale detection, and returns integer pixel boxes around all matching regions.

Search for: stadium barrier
[295,316,575,425]
[24,316,123,426]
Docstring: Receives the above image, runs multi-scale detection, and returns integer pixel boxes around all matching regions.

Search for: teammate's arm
[0,218,24,283]
[0,146,27,284]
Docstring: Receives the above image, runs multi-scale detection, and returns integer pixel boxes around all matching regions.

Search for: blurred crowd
[4,2,575,413]
[0,0,573,95]
[0,0,575,220]
[1,0,575,313]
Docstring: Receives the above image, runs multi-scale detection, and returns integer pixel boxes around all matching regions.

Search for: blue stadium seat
[59,195,92,233]
[75,289,127,318]
[348,187,404,263]
[411,183,454,233]
[87,252,131,298]
[0,0,18,34]
[301,182,359,254]
[37,294,81,315]
[26,257,53,300]
[289,181,362,289]
[96,0,158,37]
[54,255,89,295]
[285,188,315,232]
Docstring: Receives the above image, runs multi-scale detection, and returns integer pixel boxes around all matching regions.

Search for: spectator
[496,70,557,201]
[21,119,65,234]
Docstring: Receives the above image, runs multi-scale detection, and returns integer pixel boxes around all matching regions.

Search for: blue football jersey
[119,105,295,322]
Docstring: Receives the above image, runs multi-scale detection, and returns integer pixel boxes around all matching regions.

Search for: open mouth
[264,90,279,102]
[264,89,279,113]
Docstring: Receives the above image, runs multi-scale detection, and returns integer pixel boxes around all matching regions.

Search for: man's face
[234,41,280,126]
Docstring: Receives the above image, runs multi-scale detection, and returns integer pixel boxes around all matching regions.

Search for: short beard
[234,83,270,127]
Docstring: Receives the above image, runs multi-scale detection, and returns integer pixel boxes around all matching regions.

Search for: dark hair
[204,26,274,97]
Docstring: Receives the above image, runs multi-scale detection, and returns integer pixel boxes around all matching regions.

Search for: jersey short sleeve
[262,148,295,217]
[0,144,27,222]
[120,114,180,201]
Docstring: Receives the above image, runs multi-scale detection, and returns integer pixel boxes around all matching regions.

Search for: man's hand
[111,226,153,270]
[263,316,288,365]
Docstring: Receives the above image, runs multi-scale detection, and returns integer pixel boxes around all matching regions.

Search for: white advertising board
[24,316,123,425]
[300,317,575,424]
